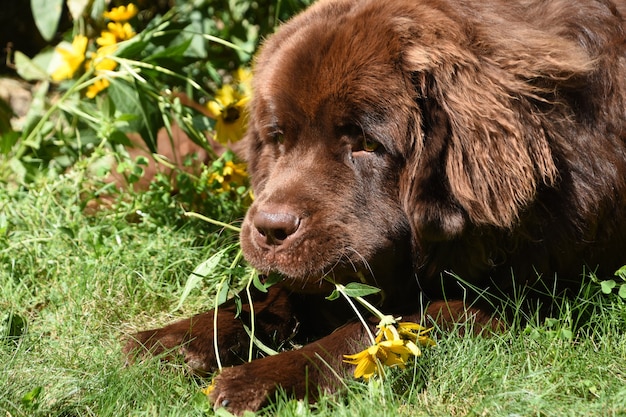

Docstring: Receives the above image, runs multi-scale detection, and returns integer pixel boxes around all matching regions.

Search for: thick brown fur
[124,0,626,414]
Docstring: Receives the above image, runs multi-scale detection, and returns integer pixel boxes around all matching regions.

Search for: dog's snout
[253,210,301,247]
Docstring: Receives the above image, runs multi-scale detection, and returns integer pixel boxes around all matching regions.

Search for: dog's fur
[124,0,626,413]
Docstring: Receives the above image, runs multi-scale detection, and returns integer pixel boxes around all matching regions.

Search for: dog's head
[239,0,595,293]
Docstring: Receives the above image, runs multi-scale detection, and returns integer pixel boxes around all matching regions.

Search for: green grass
[1,172,626,417]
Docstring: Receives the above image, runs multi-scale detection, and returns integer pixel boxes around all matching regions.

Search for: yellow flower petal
[103,4,138,22]
[235,67,253,95]
[201,379,216,396]
[96,31,117,47]
[354,356,379,380]
[206,71,253,144]
[105,22,135,42]
[86,78,110,99]
[208,161,248,193]
[344,345,382,380]
[51,35,88,81]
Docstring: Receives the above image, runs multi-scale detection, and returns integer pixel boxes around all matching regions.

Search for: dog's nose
[253,210,300,247]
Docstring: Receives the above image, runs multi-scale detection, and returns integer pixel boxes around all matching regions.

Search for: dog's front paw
[210,366,276,415]
[209,349,328,415]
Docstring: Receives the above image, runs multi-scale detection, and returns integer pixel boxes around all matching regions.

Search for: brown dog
[124,0,626,413]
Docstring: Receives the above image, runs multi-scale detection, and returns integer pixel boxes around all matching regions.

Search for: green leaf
[30,0,64,41]
[618,283,626,299]
[342,282,381,298]
[8,157,27,184]
[172,249,225,312]
[0,131,19,155]
[252,272,282,293]
[615,265,626,281]
[108,130,133,147]
[559,328,573,341]
[601,279,616,294]
[215,278,230,306]
[144,38,193,63]
[326,289,340,301]
[21,386,42,409]
[107,79,162,152]
[544,317,559,328]
[14,51,49,81]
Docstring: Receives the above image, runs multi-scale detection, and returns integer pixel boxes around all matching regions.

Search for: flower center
[223,106,240,123]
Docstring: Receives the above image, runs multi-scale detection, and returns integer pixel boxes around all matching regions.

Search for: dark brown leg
[123,285,300,373]
[208,299,500,414]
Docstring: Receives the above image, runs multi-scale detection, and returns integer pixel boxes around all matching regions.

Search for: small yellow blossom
[51,35,88,81]
[344,339,418,380]
[201,379,216,396]
[84,46,118,98]
[344,319,435,381]
[86,78,111,99]
[96,31,118,48]
[209,160,248,193]
[87,44,118,71]
[98,22,135,45]
[103,4,138,22]
[206,72,251,144]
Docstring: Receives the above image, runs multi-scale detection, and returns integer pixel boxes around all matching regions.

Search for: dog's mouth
[254,263,385,296]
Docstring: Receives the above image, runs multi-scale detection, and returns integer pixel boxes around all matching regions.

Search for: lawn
[1,171,626,417]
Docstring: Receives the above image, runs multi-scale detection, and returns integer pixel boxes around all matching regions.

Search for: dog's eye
[362,137,380,153]
[270,133,285,144]
[338,124,380,154]
[352,136,380,154]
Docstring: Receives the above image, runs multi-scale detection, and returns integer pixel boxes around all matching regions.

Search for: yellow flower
[98,22,135,45]
[84,45,118,98]
[51,35,88,81]
[86,44,118,70]
[209,160,248,193]
[201,379,216,396]
[86,78,110,99]
[344,344,384,380]
[206,74,251,144]
[344,320,435,380]
[103,4,138,22]
[344,339,418,380]
[234,67,252,95]
[96,31,117,48]
[396,322,436,344]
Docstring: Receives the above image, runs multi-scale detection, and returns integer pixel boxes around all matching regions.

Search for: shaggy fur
[124,0,626,413]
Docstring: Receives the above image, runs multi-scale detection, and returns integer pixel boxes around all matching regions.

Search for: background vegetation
[1,1,626,416]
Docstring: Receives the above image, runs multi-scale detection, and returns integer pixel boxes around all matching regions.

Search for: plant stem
[183,211,241,232]
[335,284,377,345]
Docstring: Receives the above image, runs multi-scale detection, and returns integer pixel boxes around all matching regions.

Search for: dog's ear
[401,25,594,234]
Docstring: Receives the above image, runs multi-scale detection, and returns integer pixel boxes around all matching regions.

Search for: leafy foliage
[2,0,311,190]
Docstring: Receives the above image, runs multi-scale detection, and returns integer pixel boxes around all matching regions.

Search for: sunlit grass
[1,172,625,416]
